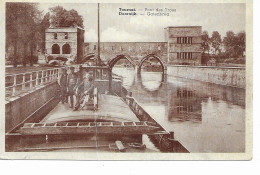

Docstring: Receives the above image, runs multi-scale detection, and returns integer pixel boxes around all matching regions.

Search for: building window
[62,44,70,54]
[94,45,96,50]
[54,33,57,39]
[52,44,60,54]
[177,52,193,59]
[177,37,193,44]
[190,52,193,59]
[65,32,68,39]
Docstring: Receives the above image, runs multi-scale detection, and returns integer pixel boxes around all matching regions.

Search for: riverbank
[167,65,245,89]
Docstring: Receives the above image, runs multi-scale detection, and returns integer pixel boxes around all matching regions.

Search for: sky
[38,3,246,42]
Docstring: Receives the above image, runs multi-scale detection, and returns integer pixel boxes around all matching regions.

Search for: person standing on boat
[74,68,90,110]
[77,65,84,83]
[67,66,78,108]
[74,65,85,98]
[58,68,68,104]
[80,75,94,110]
[74,73,94,110]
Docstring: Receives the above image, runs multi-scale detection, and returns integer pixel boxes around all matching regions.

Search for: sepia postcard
[0,0,253,160]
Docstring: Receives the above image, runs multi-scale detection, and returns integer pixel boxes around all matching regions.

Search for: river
[112,67,245,153]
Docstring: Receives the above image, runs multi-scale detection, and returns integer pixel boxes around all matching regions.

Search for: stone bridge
[83,42,168,74]
[107,54,167,75]
[81,53,167,75]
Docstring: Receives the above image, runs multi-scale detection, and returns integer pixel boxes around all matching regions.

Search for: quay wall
[5,82,60,133]
[167,65,246,89]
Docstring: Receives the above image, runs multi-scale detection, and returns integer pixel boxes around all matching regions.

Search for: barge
[5,65,189,153]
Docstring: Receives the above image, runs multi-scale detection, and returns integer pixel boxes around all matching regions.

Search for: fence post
[49,70,52,81]
[36,71,39,86]
[41,71,44,84]
[52,70,55,80]
[22,74,25,90]
[45,70,48,82]
[12,75,17,96]
[52,69,56,80]
[29,73,33,89]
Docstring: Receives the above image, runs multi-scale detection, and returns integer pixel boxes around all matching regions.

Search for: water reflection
[168,88,202,123]
[112,67,245,152]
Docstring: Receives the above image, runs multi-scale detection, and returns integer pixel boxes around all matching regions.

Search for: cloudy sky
[38,3,245,42]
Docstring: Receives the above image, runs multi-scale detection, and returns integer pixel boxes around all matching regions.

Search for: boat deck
[41,94,139,124]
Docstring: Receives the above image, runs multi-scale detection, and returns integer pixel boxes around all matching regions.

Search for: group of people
[58,66,95,111]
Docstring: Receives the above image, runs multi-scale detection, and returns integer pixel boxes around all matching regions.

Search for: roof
[164,26,202,29]
[84,42,167,44]
[46,27,85,33]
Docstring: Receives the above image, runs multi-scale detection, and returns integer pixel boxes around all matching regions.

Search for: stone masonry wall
[84,42,168,63]
[167,65,245,89]
[5,82,60,133]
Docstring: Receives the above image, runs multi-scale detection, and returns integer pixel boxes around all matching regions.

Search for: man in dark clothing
[67,67,78,108]
[59,68,67,104]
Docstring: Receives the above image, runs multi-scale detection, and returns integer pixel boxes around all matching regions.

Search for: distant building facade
[83,26,202,66]
[45,27,84,63]
[165,26,202,65]
[43,26,202,65]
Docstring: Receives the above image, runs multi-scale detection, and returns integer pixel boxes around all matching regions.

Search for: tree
[236,31,246,57]
[201,31,210,54]
[49,6,84,28]
[38,12,50,53]
[210,31,222,55]
[223,31,246,58]
[6,3,42,66]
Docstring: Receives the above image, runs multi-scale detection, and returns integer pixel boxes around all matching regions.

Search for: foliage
[210,31,222,54]
[6,2,42,67]
[201,30,246,65]
[49,6,84,28]
[223,31,245,58]
[201,31,210,54]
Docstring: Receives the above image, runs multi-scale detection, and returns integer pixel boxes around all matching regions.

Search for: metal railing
[5,65,112,99]
[5,68,61,98]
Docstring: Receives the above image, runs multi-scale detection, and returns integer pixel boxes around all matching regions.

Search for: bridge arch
[108,55,136,69]
[81,53,96,64]
[138,54,166,74]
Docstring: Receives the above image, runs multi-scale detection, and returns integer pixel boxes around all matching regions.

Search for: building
[165,26,202,65]
[83,26,202,66]
[45,27,84,63]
